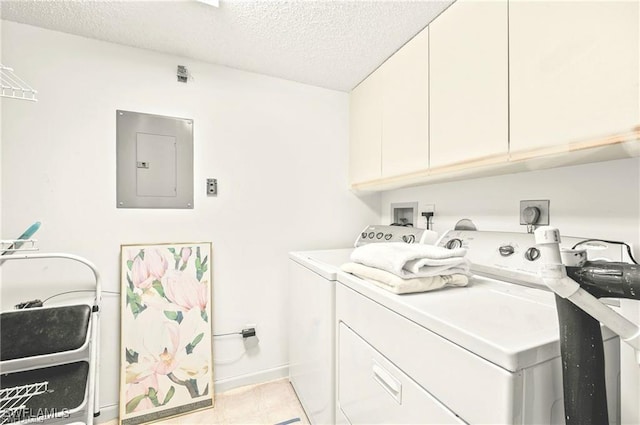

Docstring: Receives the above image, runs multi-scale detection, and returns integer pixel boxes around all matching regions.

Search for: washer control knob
[402,234,416,244]
[445,238,463,249]
[499,245,515,256]
[361,232,368,239]
[384,234,392,240]
[376,232,383,239]
[525,247,541,261]
[368,232,375,239]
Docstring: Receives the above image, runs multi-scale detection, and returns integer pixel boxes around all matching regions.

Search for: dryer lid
[289,248,353,280]
[337,271,616,372]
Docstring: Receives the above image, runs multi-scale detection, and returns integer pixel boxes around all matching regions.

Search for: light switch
[207,178,217,196]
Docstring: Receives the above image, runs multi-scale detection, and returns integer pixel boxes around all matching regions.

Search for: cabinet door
[429,0,508,168]
[380,28,430,178]
[509,0,639,153]
[349,69,383,184]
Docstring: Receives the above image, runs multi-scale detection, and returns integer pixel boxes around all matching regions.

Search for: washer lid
[289,248,353,280]
[337,272,615,372]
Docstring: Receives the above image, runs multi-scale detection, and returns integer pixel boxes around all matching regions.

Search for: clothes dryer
[336,230,622,424]
[289,225,429,424]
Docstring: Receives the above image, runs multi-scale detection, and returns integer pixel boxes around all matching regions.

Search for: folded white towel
[350,242,470,278]
[403,257,470,276]
[341,262,469,294]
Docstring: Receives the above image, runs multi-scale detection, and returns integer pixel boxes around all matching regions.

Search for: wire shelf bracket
[0,64,38,102]
[0,381,49,425]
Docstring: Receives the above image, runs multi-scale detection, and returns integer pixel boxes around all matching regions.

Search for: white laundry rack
[0,242,101,425]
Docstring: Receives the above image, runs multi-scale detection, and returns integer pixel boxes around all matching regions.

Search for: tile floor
[104,379,309,425]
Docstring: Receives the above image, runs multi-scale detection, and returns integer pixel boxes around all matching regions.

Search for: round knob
[376,232,383,240]
[522,206,541,225]
[384,234,392,240]
[499,245,515,256]
[368,232,375,239]
[361,232,368,239]
[525,247,541,261]
[446,239,463,249]
[402,235,416,244]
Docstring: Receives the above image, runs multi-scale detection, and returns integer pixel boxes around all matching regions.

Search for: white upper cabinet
[349,67,383,184]
[509,0,640,153]
[380,28,430,177]
[429,0,508,168]
[348,0,639,191]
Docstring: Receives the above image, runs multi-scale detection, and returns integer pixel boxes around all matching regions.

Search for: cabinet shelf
[350,130,640,192]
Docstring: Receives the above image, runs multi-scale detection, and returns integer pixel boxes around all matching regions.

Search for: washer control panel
[437,229,625,289]
[355,225,426,247]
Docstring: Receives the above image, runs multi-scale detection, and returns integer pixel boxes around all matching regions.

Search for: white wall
[0,17,3,289]
[382,157,640,258]
[0,21,380,420]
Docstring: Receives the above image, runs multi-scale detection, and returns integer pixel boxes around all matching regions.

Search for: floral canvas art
[119,243,213,425]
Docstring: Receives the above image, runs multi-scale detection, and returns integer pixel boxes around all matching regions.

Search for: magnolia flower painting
[119,243,213,425]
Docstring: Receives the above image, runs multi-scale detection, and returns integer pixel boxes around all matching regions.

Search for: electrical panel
[116,110,193,209]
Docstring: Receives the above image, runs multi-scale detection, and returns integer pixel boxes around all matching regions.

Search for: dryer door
[337,322,463,424]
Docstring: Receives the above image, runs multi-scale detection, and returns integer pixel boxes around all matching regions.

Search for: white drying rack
[0,64,37,102]
[0,241,101,425]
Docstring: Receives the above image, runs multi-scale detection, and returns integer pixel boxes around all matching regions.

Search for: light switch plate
[206,178,217,196]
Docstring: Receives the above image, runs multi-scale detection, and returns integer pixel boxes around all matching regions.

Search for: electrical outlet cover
[520,200,550,225]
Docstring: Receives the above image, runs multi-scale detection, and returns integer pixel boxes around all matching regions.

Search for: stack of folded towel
[341,242,471,295]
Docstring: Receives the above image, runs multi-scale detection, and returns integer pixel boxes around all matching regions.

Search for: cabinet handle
[372,362,402,404]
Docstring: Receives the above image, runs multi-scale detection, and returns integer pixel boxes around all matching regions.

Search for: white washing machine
[289,225,430,425]
[336,229,622,425]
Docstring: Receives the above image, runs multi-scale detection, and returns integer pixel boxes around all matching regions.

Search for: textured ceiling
[0,0,454,92]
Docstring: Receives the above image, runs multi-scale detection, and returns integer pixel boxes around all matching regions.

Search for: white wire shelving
[0,239,39,255]
[0,382,50,425]
[0,64,37,102]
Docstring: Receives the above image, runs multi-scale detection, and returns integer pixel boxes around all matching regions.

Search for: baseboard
[214,364,289,393]
[95,365,289,423]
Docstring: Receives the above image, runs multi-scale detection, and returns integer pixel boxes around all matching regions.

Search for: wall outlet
[419,204,435,229]
[422,203,435,213]
[244,323,257,335]
[520,200,550,225]
[242,323,260,349]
